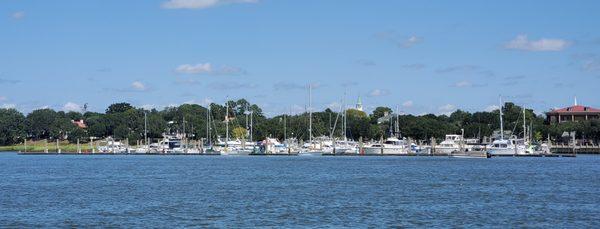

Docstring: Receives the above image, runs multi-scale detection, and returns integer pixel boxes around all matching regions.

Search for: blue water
[1,153,599,227]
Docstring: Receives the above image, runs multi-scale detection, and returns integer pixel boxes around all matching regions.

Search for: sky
[1,0,600,116]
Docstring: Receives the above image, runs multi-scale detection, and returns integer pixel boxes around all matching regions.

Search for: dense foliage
[1,100,599,145]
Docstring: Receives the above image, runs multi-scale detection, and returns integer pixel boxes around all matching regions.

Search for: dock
[551,144,600,154]
[17,152,221,156]
[249,153,298,156]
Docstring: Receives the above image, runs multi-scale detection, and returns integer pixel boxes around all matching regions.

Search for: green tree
[25,109,72,140]
[0,108,26,145]
[232,127,247,139]
[67,128,89,143]
[346,109,367,118]
[106,102,134,114]
[371,107,393,121]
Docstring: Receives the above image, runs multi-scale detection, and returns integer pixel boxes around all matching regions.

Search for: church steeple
[356,96,363,111]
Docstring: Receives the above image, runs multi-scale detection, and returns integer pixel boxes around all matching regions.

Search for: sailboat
[299,84,330,156]
[487,97,528,156]
[330,95,358,155]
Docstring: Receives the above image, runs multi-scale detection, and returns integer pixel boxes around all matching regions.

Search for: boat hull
[299,151,324,156]
[487,148,521,155]
[362,147,408,155]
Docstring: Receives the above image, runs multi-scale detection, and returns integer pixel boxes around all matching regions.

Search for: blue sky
[1,0,600,116]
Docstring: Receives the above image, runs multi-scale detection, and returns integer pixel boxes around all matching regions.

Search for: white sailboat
[300,84,329,156]
[487,97,528,156]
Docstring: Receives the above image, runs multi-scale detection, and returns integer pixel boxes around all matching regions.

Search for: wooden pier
[17,152,221,156]
[551,144,600,154]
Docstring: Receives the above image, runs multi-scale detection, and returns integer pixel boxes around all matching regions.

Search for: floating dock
[551,145,600,154]
[17,152,221,156]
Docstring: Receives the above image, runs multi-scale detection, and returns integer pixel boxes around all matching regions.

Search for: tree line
[1,99,599,146]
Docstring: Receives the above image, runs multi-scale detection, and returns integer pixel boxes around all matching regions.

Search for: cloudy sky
[1,0,599,116]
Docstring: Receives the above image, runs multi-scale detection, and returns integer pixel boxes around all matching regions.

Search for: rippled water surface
[1,153,599,227]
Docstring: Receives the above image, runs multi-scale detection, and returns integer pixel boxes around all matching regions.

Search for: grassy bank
[0,140,95,153]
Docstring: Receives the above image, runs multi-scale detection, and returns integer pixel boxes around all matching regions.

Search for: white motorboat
[256,138,299,155]
[363,137,409,155]
[487,137,526,155]
[436,134,473,154]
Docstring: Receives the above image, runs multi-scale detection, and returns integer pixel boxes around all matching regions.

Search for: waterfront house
[546,104,600,123]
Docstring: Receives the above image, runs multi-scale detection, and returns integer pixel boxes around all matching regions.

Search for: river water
[0,152,598,227]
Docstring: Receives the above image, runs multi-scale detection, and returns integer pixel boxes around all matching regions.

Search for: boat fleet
[95,93,550,158]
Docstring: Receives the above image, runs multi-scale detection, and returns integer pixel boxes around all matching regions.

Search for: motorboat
[362,137,409,155]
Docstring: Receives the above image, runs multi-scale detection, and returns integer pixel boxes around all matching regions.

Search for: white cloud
[438,104,456,115]
[485,105,500,112]
[368,89,390,97]
[141,104,156,110]
[402,36,422,47]
[175,63,212,74]
[63,102,82,112]
[582,59,600,72]
[505,34,570,51]
[175,63,245,75]
[162,0,257,9]
[402,100,413,108]
[0,96,7,102]
[131,81,147,91]
[182,98,213,106]
[376,31,423,48]
[454,80,472,88]
[451,80,487,88]
[1,104,16,109]
[12,11,25,20]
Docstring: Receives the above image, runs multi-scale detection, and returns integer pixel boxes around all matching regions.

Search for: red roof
[548,105,600,113]
[72,119,87,128]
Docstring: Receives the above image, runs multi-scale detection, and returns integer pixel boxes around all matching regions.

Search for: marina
[3,1,600,228]
[13,97,585,158]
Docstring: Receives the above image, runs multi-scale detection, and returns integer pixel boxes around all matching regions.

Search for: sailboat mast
[499,96,504,140]
[343,105,347,141]
[523,108,527,141]
[144,112,148,145]
[284,113,287,144]
[389,113,393,137]
[225,100,229,145]
[328,113,332,136]
[309,84,312,143]
[182,115,186,151]
[250,109,253,143]
[395,105,400,137]
[206,106,210,145]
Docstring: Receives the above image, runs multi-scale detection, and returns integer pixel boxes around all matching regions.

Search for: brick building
[546,103,600,123]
